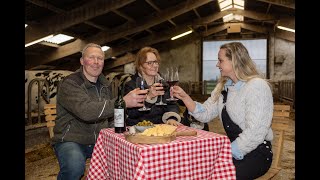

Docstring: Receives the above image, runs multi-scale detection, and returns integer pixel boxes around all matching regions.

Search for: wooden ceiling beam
[26,0,64,13]
[145,0,176,26]
[193,8,276,27]
[104,25,192,61]
[112,9,135,22]
[103,23,270,68]
[27,0,212,68]
[229,9,276,21]
[105,53,135,69]
[193,8,201,18]
[25,0,135,44]
[257,0,295,9]
[201,22,269,37]
[111,9,140,40]
[27,0,110,31]
[277,16,295,30]
[26,39,88,68]
[39,41,60,48]
[202,24,229,37]
[89,0,211,43]
[240,23,269,34]
[275,29,295,42]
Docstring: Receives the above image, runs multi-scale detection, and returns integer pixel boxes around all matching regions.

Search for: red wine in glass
[155,77,167,105]
[136,77,151,111]
[166,80,179,101]
[166,80,179,87]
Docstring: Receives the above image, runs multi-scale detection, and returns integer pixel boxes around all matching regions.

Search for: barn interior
[25,0,295,179]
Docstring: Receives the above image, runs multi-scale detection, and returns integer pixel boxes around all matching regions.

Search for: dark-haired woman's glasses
[145,61,160,66]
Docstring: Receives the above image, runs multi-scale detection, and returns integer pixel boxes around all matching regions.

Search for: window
[202,39,267,81]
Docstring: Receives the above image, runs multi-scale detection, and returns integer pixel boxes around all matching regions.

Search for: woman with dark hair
[124,47,181,126]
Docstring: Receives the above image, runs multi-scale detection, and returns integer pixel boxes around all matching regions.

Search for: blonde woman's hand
[172,86,188,100]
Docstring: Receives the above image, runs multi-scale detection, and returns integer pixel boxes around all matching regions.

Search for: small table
[87,126,236,180]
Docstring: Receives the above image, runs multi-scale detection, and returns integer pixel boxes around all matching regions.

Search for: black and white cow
[25,70,73,118]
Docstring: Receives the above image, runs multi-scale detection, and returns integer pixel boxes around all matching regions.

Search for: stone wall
[159,40,201,82]
[269,35,295,81]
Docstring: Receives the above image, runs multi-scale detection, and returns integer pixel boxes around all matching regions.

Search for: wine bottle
[114,86,126,133]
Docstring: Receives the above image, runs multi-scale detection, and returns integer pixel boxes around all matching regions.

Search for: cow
[25,70,73,121]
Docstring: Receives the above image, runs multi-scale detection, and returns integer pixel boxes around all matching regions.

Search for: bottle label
[114,109,124,127]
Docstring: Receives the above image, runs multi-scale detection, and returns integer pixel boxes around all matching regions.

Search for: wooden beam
[27,39,88,67]
[193,8,201,18]
[89,0,211,43]
[230,9,277,21]
[27,0,212,68]
[39,41,60,48]
[83,21,109,31]
[257,0,295,9]
[202,24,229,36]
[111,9,149,40]
[29,4,277,69]
[104,25,192,60]
[145,0,176,26]
[203,22,269,37]
[27,0,110,31]
[241,23,269,34]
[30,19,275,70]
[105,53,135,69]
[193,8,277,26]
[275,29,294,42]
[25,0,135,44]
[26,0,64,13]
[278,16,295,30]
[112,9,135,22]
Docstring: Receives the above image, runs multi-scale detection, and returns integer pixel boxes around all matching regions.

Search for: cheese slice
[141,124,177,136]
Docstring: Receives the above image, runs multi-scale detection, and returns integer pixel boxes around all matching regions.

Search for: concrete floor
[25,113,295,180]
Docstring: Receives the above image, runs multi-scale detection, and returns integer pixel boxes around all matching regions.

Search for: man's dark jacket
[52,67,116,145]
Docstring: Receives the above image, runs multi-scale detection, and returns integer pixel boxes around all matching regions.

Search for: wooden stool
[256,104,291,179]
[44,104,57,138]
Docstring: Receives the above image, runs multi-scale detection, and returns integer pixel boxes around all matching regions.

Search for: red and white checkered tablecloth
[87,125,236,180]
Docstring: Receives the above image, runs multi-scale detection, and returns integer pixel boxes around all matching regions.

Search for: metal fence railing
[178,80,217,95]
[278,80,295,108]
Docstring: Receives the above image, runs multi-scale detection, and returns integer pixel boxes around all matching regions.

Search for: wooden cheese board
[124,130,197,144]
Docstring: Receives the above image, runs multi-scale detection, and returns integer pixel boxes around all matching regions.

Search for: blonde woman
[172,42,273,179]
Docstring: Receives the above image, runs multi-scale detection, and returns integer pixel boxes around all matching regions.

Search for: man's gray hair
[81,43,103,57]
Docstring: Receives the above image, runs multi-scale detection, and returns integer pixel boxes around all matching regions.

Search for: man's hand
[147,83,164,100]
[124,88,148,108]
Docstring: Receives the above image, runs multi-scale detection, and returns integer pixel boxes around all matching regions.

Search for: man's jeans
[53,142,94,180]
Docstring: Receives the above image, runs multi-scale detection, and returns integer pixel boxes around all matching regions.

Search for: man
[52,43,147,180]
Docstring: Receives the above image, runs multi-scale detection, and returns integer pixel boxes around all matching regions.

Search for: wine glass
[166,67,179,102]
[155,74,167,106]
[136,76,151,111]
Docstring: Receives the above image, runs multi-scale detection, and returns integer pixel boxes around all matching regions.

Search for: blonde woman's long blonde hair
[212,42,262,102]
